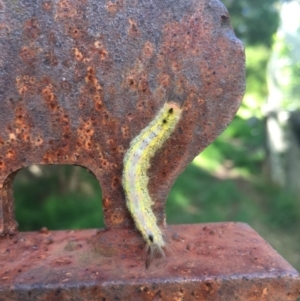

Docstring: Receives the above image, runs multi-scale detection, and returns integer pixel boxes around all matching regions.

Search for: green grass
[14,165,104,231]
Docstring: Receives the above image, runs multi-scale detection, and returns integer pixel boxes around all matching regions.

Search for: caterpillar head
[161,103,182,126]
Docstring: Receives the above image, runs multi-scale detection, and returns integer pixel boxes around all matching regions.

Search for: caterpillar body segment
[122,102,182,264]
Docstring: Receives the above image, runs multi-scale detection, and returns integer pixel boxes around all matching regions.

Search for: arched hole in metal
[13,165,103,231]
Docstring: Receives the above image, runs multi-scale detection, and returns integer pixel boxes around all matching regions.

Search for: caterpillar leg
[145,242,166,269]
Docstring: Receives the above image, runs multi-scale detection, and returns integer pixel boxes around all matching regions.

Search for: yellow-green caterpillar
[122,102,182,266]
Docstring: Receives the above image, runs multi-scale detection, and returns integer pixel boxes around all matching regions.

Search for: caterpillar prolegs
[122,102,182,267]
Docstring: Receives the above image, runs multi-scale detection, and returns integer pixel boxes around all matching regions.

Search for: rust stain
[128,17,140,36]
[41,83,59,111]
[106,0,123,14]
[77,118,94,151]
[85,67,102,91]
[110,211,124,225]
[157,73,170,88]
[121,125,130,139]
[142,41,155,58]
[73,47,84,61]
[16,75,36,96]
[24,18,40,39]
[19,47,38,64]
[56,0,79,20]
[67,25,85,39]
[44,50,58,66]
[42,1,53,11]
[102,198,111,208]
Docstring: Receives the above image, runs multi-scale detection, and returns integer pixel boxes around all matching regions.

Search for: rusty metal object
[0,1,299,300]
[0,0,244,233]
[0,223,299,300]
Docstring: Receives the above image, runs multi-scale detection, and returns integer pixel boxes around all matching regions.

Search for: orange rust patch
[126,75,137,90]
[137,74,149,93]
[117,145,124,154]
[5,150,15,159]
[121,125,130,139]
[142,41,154,58]
[73,48,84,61]
[77,118,95,151]
[80,66,105,114]
[82,58,91,64]
[13,105,32,142]
[19,46,37,63]
[93,94,103,111]
[56,0,78,19]
[41,84,58,111]
[106,0,123,14]
[33,136,44,147]
[102,110,110,123]
[94,40,104,49]
[16,76,36,96]
[111,176,120,189]
[107,139,119,154]
[128,18,139,36]
[100,159,109,169]
[111,212,124,225]
[42,1,52,11]
[43,150,64,163]
[98,49,108,60]
[68,26,84,39]
[157,73,170,88]
[73,153,80,161]
[40,79,72,143]
[155,53,166,70]
[8,133,16,141]
[44,51,58,66]
[197,97,205,105]
[171,61,182,72]
[85,67,102,91]
[125,69,149,94]
[43,152,52,163]
[92,41,109,61]
[126,112,133,122]
[0,159,5,171]
[136,99,147,111]
[97,149,104,160]
[102,198,112,208]
[24,18,40,39]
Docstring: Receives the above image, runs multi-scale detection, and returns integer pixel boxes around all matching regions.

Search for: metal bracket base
[0,222,299,300]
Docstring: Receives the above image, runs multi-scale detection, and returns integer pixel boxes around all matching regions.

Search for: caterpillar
[122,102,182,267]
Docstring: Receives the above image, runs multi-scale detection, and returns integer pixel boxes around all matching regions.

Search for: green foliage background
[13,0,300,271]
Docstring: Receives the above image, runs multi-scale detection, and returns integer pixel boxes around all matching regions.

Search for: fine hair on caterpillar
[122,101,182,268]
[144,229,174,269]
